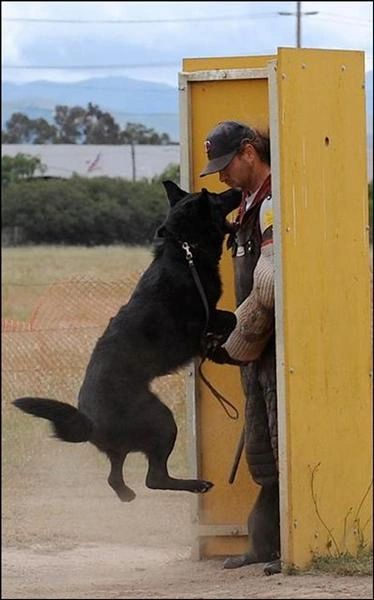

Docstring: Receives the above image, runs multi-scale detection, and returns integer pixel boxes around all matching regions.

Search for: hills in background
[2,76,179,141]
[2,73,373,174]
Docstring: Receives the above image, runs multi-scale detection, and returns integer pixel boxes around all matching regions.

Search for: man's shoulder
[259,194,273,235]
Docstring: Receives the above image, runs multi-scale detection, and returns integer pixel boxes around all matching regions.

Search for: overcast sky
[2,1,373,87]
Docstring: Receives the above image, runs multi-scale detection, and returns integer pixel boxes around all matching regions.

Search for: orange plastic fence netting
[2,275,187,414]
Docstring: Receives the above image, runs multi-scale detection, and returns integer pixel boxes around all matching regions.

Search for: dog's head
[157,181,242,255]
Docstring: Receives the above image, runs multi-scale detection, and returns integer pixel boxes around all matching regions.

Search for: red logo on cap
[204,140,211,155]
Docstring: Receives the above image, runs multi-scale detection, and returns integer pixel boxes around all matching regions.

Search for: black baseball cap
[200,120,256,177]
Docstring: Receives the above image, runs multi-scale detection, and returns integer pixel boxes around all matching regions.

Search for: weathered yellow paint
[182,56,273,558]
[274,48,372,567]
[182,49,372,567]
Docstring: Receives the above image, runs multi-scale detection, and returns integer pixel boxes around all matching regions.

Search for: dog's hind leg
[144,394,213,494]
[107,450,136,502]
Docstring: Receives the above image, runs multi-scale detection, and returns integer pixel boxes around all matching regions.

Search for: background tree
[2,175,169,245]
[2,113,33,143]
[1,153,46,187]
[83,103,121,144]
[120,122,171,145]
[2,105,173,145]
[153,163,180,185]
[32,118,58,144]
[1,113,57,144]
[54,105,86,143]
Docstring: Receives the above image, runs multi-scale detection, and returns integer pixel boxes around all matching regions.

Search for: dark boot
[223,484,280,570]
[264,559,282,575]
[223,552,254,569]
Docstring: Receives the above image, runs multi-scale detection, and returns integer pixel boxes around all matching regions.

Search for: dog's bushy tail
[13,397,93,443]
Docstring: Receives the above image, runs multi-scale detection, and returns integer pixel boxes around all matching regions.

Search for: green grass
[2,245,153,321]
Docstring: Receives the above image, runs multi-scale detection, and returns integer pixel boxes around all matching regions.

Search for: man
[200,120,281,575]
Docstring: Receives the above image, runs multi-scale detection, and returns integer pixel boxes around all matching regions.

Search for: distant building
[1,144,180,180]
[2,141,372,181]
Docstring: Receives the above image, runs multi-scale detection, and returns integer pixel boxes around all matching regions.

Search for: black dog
[13,181,241,502]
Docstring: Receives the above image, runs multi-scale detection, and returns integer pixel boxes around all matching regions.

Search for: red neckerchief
[237,173,271,225]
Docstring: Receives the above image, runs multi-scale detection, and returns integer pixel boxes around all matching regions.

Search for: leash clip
[182,241,193,263]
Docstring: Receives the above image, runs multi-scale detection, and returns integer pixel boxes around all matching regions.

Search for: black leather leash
[197,360,239,420]
[180,241,239,421]
[181,242,210,331]
[181,240,244,482]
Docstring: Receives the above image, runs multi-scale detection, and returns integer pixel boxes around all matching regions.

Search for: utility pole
[130,141,136,182]
[296,1,301,48]
[279,2,318,48]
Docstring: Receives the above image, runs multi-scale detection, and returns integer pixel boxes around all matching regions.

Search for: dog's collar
[153,228,198,253]
[153,231,210,330]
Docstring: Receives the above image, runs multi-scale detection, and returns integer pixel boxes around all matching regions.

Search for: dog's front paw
[205,346,248,366]
[222,311,237,338]
[203,332,222,353]
[207,311,237,345]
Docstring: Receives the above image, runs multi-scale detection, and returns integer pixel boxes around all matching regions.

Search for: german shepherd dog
[13,181,241,502]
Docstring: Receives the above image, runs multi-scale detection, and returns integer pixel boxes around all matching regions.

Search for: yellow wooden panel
[201,536,248,557]
[275,48,372,567]
[182,56,273,557]
[183,55,275,72]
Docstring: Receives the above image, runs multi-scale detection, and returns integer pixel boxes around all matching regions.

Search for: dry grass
[2,244,188,484]
[2,245,153,321]
[284,550,373,576]
[3,244,372,578]
[309,551,373,576]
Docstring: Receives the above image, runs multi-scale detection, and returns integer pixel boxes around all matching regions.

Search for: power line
[4,11,371,26]
[2,62,180,70]
[3,13,279,24]
[313,15,371,28]
[278,2,318,48]
[4,49,372,71]
[318,12,371,24]
[3,82,177,93]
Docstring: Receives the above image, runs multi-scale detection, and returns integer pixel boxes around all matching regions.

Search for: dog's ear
[162,181,188,207]
[200,188,211,203]
[200,187,211,206]
[155,224,166,238]
[153,223,167,248]
[197,187,212,216]
[219,187,243,215]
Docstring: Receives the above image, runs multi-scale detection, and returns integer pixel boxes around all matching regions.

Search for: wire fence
[2,274,187,416]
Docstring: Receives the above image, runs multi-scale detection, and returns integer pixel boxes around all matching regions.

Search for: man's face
[218,147,254,191]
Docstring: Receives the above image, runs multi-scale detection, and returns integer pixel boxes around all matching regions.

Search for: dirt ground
[2,431,373,600]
